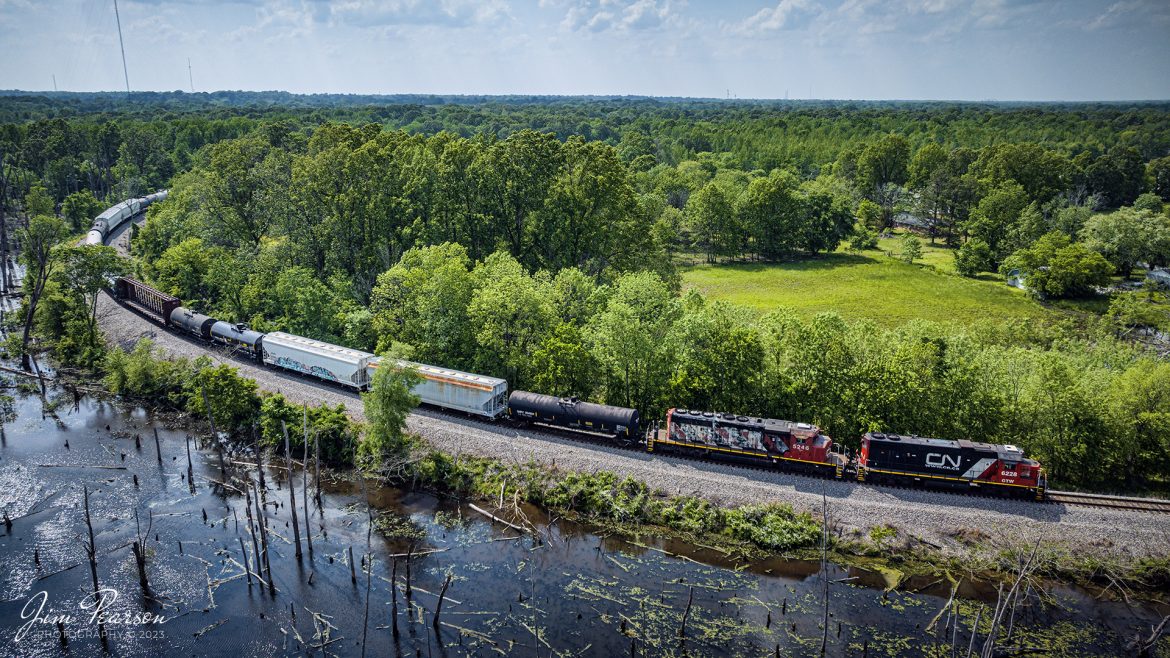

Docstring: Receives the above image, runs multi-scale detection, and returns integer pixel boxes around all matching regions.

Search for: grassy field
[874,232,960,275]
[680,250,1061,327]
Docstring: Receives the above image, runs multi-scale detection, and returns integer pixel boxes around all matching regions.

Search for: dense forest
[3,92,1170,491]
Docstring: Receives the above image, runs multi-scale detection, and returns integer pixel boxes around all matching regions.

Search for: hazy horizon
[1,1,1167,102]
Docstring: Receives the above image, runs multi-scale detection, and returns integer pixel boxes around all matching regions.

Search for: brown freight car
[113,277,180,325]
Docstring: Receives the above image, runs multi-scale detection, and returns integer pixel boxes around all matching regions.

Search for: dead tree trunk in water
[280,422,302,559]
[251,467,274,592]
[302,410,312,557]
[83,486,101,602]
[314,429,322,511]
[82,486,109,650]
[201,386,226,479]
[433,573,453,633]
[0,146,12,293]
[390,559,400,640]
[244,479,262,587]
[131,508,152,593]
[185,434,195,493]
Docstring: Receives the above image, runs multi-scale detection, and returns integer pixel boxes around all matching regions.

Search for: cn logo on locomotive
[925,452,961,470]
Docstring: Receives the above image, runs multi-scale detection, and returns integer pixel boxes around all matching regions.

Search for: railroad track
[1046,490,1170,513]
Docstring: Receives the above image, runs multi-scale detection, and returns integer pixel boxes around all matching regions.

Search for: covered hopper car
[368,358,509,419]
[262,331,374,390]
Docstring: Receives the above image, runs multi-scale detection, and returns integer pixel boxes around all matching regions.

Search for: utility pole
[187,57,194,92]
[52,75,57,92]
[113,0,130,94]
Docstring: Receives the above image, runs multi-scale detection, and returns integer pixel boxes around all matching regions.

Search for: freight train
[94,195,1046,502]
[84,191,168,246]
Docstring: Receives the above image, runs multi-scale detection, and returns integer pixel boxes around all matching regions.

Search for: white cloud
[327,0,510,28]
[561,0,682,32]
[1085,0,1170,31]
[727,0,823,36]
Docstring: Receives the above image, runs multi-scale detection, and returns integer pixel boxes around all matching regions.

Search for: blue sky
[0,0,1167,100]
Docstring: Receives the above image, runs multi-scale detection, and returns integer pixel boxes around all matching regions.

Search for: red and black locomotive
[857,432,1046,500]
[642,408,1045,500]
[648,408,849,478]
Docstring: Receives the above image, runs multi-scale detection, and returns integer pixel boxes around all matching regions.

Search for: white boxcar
[263,332,374,390]
[367,357,508,419]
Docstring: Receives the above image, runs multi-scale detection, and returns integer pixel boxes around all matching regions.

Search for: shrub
[103,338,208,409]
[722,504,821,550]
[259,392,358,465]
[954,239,993,277]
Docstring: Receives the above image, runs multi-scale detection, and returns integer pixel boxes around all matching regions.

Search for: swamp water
[0,387,1165,657]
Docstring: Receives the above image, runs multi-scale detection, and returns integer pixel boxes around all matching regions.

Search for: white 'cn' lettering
[925,452,961,470]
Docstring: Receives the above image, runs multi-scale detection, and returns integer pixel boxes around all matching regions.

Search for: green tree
[856,135,910,229]
[259,394,357,465]
[38,245,127,365]
[668,296,765,413]
[536,136,642,275]
[588,271,680,417]
[847,223,878,253]
[23,184,54,217]
[359,358,422,467]
[203,136,291,249]
[965,182,1029,262]
[272,265,336,339]
[688,181,739,262]
[186,364,261,438]
[370,242,477,368]
[1105,291,1163,337]
[800,186,854,254]
[531,323,599,398]
[1082,207,1170,274]
[153,237,215,301]
[467,251,555,386]
[1149,156,1170,202]
[900,233,922,264]
[856,199,883,231]
[1133,192,1165,215]
[61,190,104,232]
[1086,147,1145,208]
[16,215,69,369]
[739,169,801,260]
[953,239,993,277]
[1001,232,1113,298]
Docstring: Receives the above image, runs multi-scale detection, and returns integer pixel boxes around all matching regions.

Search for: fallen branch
[468,503,527,533]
